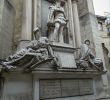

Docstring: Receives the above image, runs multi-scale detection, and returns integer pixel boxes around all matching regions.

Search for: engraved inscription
[40,80,61,99]
[61,80,79,96]
[39,79,93,99]
[79,79,93,95]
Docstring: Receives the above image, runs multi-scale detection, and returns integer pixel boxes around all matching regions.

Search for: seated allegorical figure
[77,40,104,71]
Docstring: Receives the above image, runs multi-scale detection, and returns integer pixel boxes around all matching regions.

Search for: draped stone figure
[0,37,59,70]
[47,0,68,43]
[77,40,104,71]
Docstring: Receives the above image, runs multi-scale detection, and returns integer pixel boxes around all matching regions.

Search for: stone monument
[0,0,109,100]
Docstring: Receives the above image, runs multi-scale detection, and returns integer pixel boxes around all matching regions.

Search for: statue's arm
[48,6,54,23]
[47,45,55,58]
[89,50,95,59]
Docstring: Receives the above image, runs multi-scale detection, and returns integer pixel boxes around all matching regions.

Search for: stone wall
[0,0,15,58]
[8,0,23,50]
[1,74,32,100]
[78,0,96,51]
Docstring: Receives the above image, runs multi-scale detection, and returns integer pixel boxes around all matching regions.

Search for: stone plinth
[52,42,77,69]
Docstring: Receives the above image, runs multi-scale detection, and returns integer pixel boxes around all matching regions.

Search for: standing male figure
[48,0,68,43]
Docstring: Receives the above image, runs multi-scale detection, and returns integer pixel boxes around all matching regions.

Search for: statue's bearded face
[38,37,49,47]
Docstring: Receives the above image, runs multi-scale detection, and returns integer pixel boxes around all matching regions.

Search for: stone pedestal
[32,71,103,100]
[52,42,77,69]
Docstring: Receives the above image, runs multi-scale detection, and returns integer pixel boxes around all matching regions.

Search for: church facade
[0,0,110,100]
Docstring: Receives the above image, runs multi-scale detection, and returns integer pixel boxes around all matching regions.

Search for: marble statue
[48,0,68,43]
[0,37,59,70]
[77,40,103,71]
[33,27,40,40]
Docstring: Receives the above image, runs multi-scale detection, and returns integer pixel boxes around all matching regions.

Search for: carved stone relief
[0,37,59,71]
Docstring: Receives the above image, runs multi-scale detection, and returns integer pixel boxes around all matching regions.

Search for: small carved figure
[33,27,40,40]
[78,40,103,71]
[48,0,68,43]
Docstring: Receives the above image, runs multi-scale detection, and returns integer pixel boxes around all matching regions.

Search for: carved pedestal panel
[39,79,93,99]
[52,43,77,69]
[40,80,61,99]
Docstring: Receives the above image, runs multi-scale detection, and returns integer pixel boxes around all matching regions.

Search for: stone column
[33,76,39,100]
[33,0,37,28]
[72,0,81,48]
[67,0,76,47]
[18,0,32,50]
[37,0,41,28]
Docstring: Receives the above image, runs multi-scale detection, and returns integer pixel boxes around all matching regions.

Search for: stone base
[1,70,107,100]
[96,92,110,100]
[51,42,77,69]
[32,72,103,100]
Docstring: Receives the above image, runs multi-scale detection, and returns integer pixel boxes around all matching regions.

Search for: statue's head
[38,37,49,47]
[55,0,65,7]
[33,27,39,33]
[27,40,39,49]
[84,40,90,46]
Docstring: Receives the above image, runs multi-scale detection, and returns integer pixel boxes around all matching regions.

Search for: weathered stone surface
[8,0,23,48]
[79,79,93,95]
[0,0,109,100]
[40,80,61,99]
[61,80,79,96]
[52,43,77,68]
[78,0,88,17]
[0,0,15,58]
[39,79,93,99]
[2,74,32,100]
[41,0,51,37]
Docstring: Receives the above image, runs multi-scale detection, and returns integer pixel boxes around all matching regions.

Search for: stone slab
[79,79,94,95]
[39,79,93,99]
[52,43,77,69]
[39,80,61,99]
[61,79,79,96]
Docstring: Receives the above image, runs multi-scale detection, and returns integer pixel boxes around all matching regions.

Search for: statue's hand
[66,19,69,22]
[47,20,53,26]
